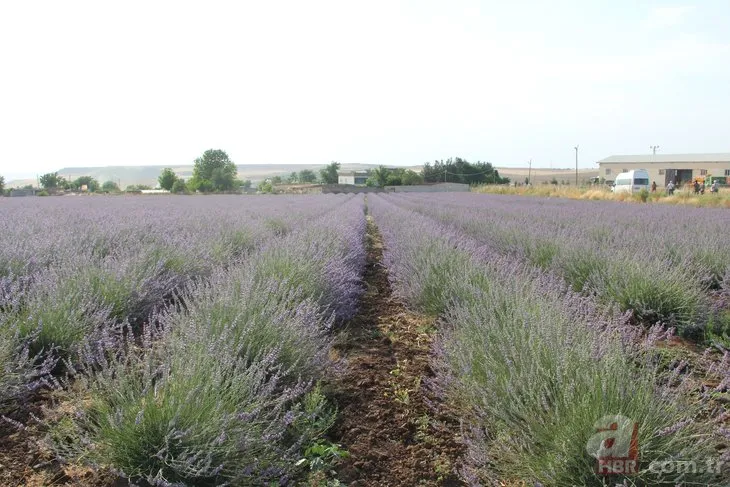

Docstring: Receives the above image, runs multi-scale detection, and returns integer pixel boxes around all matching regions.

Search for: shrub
[589,260,710,335]
[368,194,723,486]
[638,188,649,202]
[170,273,333,382]
[52,325,329,486]
[210,229,256,263]
[171,179,187,193]
[0,320,55,413]
[8,272,113,357]
[556,246,606,292]
[40,194,367,485]
[440,278,717,486]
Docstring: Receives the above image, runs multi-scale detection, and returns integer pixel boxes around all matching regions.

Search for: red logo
[586,415,639,475]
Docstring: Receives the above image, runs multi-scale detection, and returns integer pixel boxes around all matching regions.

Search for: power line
[444,168,499,176]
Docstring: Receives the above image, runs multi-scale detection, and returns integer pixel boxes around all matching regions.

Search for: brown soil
[329,216,465,486]
[0,393,115,487]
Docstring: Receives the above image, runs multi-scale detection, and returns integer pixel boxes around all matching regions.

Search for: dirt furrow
[330,216,464,486]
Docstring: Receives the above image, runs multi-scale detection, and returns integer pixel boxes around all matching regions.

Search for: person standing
[651,181,657,192]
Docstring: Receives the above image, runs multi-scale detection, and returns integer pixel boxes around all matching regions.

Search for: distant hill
[6,164,598,189]
[8,163,422,189]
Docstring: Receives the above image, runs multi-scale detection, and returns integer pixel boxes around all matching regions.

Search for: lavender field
[0,194,728,486]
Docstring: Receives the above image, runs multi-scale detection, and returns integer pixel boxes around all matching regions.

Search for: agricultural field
[0,194,729,486]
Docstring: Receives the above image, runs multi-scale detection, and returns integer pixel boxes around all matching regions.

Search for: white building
[337,170,369,185]
[597,153,730,186]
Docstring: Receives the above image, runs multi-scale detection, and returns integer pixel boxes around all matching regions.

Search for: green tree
[401,169,424,185]
[372,166,390,187]
[288,172,299,183]
[271,175,282,185]
[257,180,274,193]
[319,161,341,184]
[189,149,237,192]
[39,172,62,189]
[211,167,235,191]
[102,181,120,192]
[242,179,252,190]
[171,179,187,193]
[73,176,99,192]
[386,173,402,186]
[0,175,5,194]
[158,168,178,191]
[298,169,317,183]
[422,157,508,185]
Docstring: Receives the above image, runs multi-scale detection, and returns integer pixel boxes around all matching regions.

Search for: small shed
[338,171,369,185]
[385,182,470,193]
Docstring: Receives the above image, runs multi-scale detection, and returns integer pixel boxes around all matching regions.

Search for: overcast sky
[1,0,729,179]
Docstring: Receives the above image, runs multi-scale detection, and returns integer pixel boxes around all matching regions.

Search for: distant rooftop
[598,153,730,164]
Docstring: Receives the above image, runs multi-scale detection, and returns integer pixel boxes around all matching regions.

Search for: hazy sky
[1,0,729,179]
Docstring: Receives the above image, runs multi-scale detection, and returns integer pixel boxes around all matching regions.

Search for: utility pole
[528,159,532,185]
[574,145,579,186]
[650,145,659,155]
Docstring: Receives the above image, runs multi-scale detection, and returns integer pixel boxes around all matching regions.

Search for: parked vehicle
[705,175,728,187]
[611,169,650,194]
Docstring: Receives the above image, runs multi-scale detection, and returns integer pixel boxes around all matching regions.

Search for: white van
[611,169,650,194]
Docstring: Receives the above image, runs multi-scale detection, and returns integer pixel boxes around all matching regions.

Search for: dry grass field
[475,182,730,207]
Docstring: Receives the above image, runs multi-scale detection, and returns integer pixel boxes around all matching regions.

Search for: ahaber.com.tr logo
[585,415,639,475]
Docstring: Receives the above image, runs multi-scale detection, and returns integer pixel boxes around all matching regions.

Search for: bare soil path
[329,216,465,486]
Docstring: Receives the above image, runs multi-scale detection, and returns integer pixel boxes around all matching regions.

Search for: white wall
[338,175,355,184]
[385,183,470,192]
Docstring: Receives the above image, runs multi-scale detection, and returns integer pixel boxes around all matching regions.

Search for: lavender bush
[0,195,352,363]
[388,192,727,335]
[43,194,366,485]
[0,319,56,413]
[369,194,724,486]
[56,321,321,486]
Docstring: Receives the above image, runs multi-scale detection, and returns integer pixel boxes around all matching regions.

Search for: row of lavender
[0,195,367,485]
[0,195,350,409]
[389,192,730,338]
[368,194,727,486]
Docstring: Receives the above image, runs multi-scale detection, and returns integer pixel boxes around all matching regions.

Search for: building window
[726,169,730,176]
[658,169,665,175]
[700,169,707,175]
[605,168,611,175]
[621,168,628,173]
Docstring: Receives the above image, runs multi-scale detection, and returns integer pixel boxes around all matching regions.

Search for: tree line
[422,157,508,185]
[37,173,122,193]
[2,153,510,196]
[29,150,248,195]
